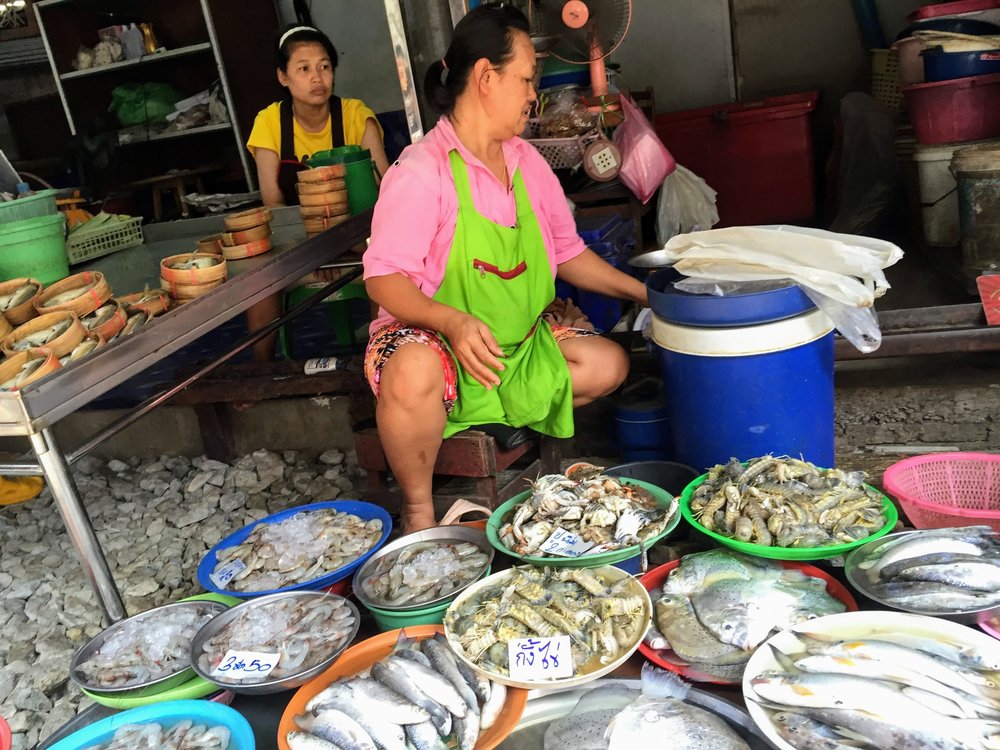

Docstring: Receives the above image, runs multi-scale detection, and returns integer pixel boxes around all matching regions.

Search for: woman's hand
[441,311,505,389]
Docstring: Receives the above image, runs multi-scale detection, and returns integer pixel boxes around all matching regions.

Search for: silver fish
[654,594,748,665]
[420,637,479,710]
[370,660,452,735]
[307,694,408,750]
[431,632,490,703]
[606,694,749,750]
[43,287,88,306]
[308,679,430,725]
[170,257,218,270]
[403,721,449,750]
[0,284,36,311]
[82,304,117,331]
[861,527,997,579]
[287,731,340,750]
[479,681,506,732]
[771,711,862,750]
[0,357,44,390]
[13,319,72,350]
[297,709,376,750]
[387,654,469,718]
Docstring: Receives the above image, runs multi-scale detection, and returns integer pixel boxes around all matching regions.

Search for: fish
[81,304,117,331]
[386,654,469,717]
[42,286,88,307]
[308,679,431,725]
[61,338,100,365]
[360,541,490,607]
[74,602,220,689]
[13,319,72,351]
[0,357,45,390]
[0,283,37,311]
[119,311,149,338]
[654,594,748,666]
[495,469,676,557]
[211,508,383,593]
[287,731,340,750]
[197,595,355,683]
[420,635,480,710]
[296,710,376,750]
[83,721,231,750]
[689,455,886,548]
[605,664,750,750]
[860,526,998,579]
[170,256,219,270]
[479,681,506,731]
[370,660,453,735]
[770,711,863,750]
[662,549,780,596]
[306,692,408,750]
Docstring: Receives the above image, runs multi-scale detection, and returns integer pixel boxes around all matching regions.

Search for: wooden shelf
[60,42,211,80]
[117,122,231,146]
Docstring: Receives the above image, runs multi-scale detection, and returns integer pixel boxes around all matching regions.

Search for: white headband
[279,25,318,48]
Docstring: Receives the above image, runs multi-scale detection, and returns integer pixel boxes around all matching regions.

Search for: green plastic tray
[679,472,899,561]
[486,477,681,567]
[81,592,239,709]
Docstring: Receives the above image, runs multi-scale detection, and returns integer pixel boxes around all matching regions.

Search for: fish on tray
[690,456,887,548]
[750,631,1000,750]
[198,596,355,682]
[544,663,750,750]
[644,550,845,682]
[0,357,45,390]
[496,466,676,557]
[42,286,90,307]
[80,720,230,750]
[81,304,117,331]
[75,605,218,689]
[359,541,490,607]
[289,632,507,750]
[445,566,648,677]
[12,319,72,351]
[0,283,37,311]
[858,526,1000,613]
[170,257,219,270]
[212,508,383,593]
[60,338,100,365]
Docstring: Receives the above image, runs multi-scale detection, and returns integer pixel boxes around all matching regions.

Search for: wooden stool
[127,166,217,221]
[354,428,562,508]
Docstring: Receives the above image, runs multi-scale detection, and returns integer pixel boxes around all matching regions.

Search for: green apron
[433,150,574,439]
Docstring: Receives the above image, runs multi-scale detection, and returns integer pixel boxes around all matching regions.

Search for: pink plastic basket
[882,452,1000,529]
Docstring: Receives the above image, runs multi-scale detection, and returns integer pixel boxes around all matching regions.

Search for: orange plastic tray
[277,625,527,750]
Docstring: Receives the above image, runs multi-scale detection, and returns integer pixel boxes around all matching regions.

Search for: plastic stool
[279,280,369,360]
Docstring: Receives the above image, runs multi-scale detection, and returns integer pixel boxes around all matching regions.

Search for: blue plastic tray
[197,500,392,598]
[924,48,1000,82]
[46,700,254,750]
[646,267,814,327]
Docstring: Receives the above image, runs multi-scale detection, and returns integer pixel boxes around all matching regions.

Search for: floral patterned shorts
[363,322,597,414]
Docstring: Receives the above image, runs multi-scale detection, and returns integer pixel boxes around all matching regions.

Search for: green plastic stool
[279,280,369,360]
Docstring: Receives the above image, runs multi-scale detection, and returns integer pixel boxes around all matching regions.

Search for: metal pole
[384,0,425,142]
[30,429,127,625]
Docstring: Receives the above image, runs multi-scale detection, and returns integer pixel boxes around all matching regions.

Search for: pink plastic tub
[883,452,1000,529]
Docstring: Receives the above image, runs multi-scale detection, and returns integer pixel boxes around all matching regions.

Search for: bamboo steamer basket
[196,235,225,254]
[298,189,349,208]
[81,301,127,341]
[298,164,346,182]
[221,239,272,260]
[297,178,347,195]
[302,214,351,234]
[3,312,85,358]
[160,278,224,300]
[299,203,350,219]
[221,224,271,246]
[115,290,170,318]
[0,317,11,340]
[224,206,272,232]
[0,278,42,326]
[34,272,112,317]
[0,348,61,391]
[160,253,228,285]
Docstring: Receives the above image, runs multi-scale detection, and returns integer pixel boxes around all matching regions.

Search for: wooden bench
[354,427,562,508]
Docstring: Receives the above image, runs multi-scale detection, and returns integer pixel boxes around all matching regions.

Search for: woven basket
[160,277,224,300]
[298,164,346,182]
[221,239,272,260]
[0,347,61,390]
[160,254,227,285]
[81,301,127,341]
[224,207,271,232]
[116,290,170,318]
[303,215,350,234]
[0,316,11,340]
[299,203,350,219]
[883,452,1000,529]
[196,235,225,254]
[4,312,85,358]
[523,118,602,170]
[34,272,111,317]
[0,278,42,326]
[221,224,271,247]
[297,178,347,195]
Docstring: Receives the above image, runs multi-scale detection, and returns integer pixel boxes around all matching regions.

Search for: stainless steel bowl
[353,525,494,613]
[844,529,1000,624]
[189,590,360,695]
[69,599,227,696]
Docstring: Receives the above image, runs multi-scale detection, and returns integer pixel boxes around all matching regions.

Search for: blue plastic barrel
[648,272,835,472]
[614,377,672,462]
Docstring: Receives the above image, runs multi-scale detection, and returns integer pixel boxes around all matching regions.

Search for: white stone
[106,459,129,473]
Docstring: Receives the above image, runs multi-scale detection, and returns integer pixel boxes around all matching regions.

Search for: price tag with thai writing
[539,528,595,558]
[210,650,279,680]
[209,559,246,590]
[508,636,573,681]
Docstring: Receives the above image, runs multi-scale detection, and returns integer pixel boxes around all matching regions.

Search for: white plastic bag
[661,225,904,353]
[655,165,720,245]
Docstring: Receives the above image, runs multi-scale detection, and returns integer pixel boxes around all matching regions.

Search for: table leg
[29,429,127,625]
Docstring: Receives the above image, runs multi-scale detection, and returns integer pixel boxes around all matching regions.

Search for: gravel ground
[0,449,365,749]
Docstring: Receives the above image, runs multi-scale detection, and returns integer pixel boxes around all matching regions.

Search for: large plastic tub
[654,92,819,226]
[923,48,1000,82]
[913,140,997,246]
[910,0,1000,24]
[0,213,68,285]
[903,73,1000,144]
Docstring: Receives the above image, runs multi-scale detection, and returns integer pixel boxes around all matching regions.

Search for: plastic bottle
[15,182,34,198]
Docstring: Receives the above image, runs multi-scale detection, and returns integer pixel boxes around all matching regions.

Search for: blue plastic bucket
[651,309,835,473]
[614,377,672,462]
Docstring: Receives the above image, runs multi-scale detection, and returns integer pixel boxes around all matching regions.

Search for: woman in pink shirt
[363,4,646,532]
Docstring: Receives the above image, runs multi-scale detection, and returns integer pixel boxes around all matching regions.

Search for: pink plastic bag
[613,95,676,204]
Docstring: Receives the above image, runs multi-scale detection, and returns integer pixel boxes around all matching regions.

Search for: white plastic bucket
[915,138,1000,246]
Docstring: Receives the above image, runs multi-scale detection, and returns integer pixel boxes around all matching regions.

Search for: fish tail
[640,663,690,700]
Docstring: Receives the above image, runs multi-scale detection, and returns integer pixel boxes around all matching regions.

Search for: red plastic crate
[654,92,819,227]
[910,0,1000,20]
[979,274,1000,325]
[903,73,1000,144]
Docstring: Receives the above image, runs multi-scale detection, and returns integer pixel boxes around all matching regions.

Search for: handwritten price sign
[209,559,246,590]
[210,650,279,680]
[539,528,596,558]
[507,636,573,681]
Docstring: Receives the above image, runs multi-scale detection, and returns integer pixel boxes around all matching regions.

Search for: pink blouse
[363,116,585,333]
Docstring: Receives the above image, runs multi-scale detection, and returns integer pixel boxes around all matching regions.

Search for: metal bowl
[189,590,360,695]
[353,525,494,613]
[844,529,1000,624]
[70,600,227,697]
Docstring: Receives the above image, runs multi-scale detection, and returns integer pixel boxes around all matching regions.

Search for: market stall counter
[0,206,372,625]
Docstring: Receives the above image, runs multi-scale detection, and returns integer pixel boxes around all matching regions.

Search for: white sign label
[507,636,573,681]
[209,559,246,590]
[539,528,595,558]
[210,650,279,680]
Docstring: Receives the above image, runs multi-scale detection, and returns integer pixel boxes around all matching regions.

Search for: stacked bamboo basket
[297,164,351,239]
[218,206,274,260]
